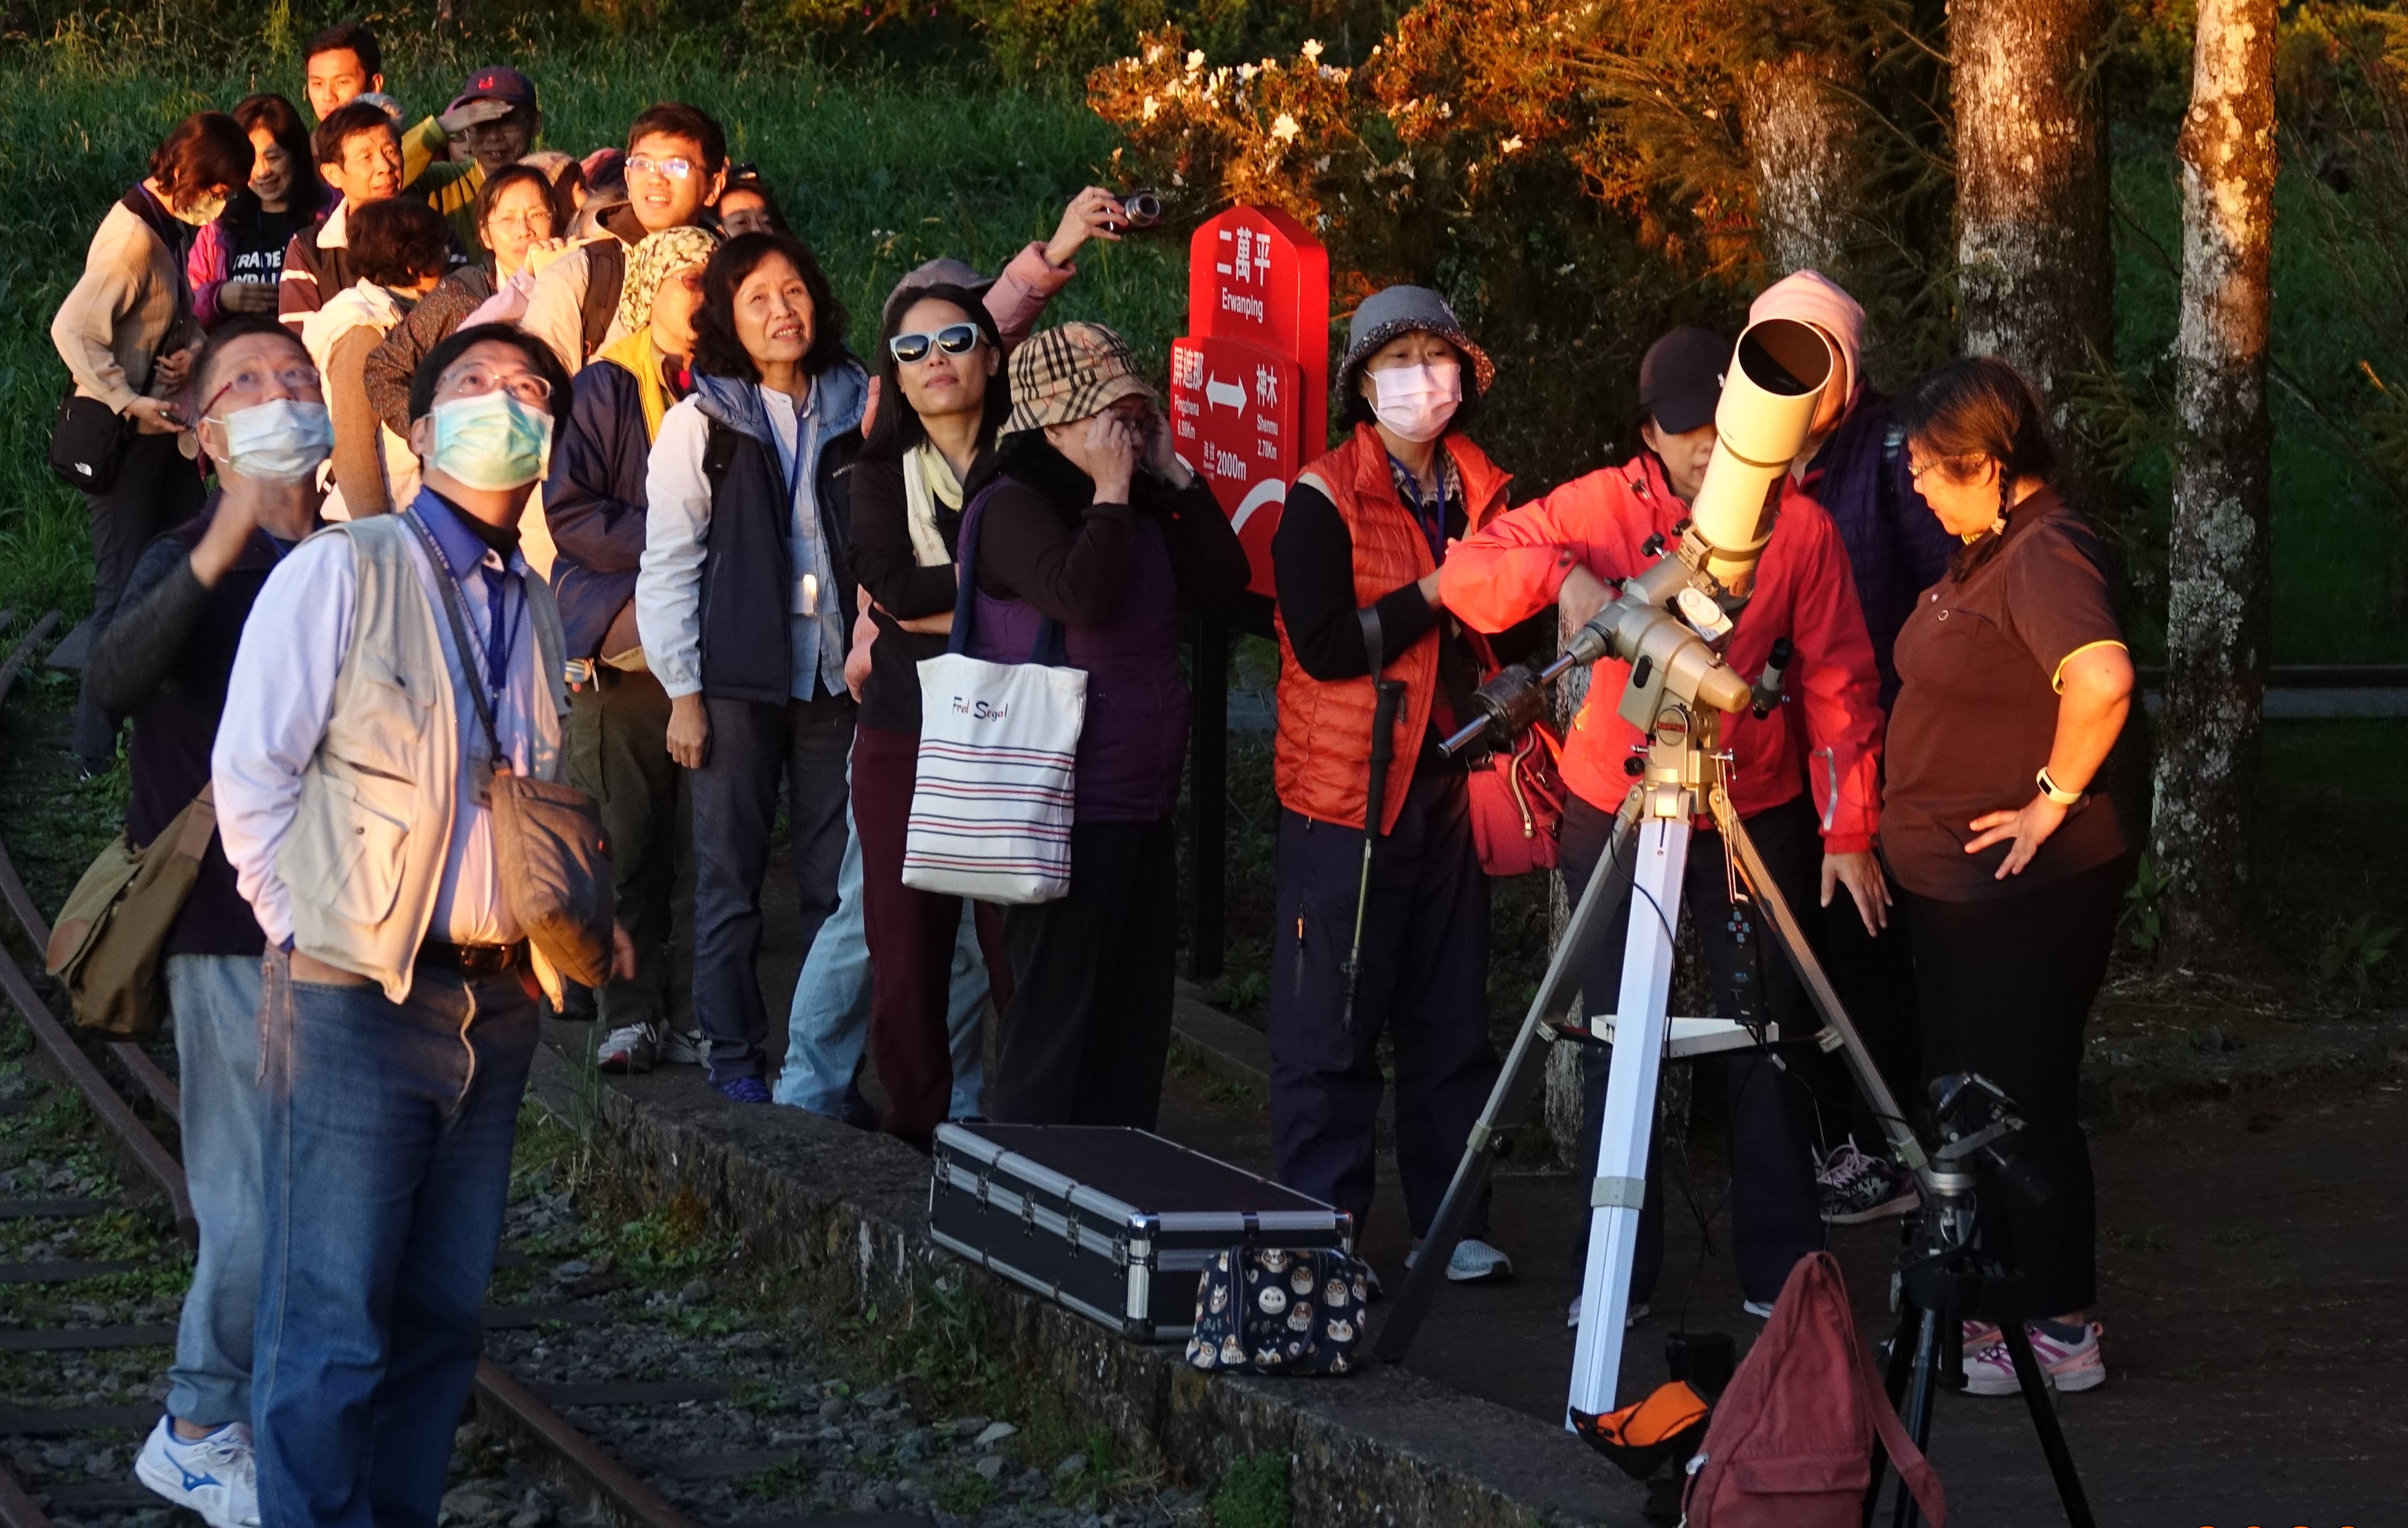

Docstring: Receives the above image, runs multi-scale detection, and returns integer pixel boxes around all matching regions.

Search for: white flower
[1271,113,1301,143]
[1500,135,1525,154]
[1145,44,1164,64]
[1301,38,1324,61]
[1239,63,1258,82]
[1143,95,1161,122]
[1186,49,1205,71]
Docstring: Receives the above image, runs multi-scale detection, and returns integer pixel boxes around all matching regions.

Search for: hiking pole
[1341,622,1405,1030]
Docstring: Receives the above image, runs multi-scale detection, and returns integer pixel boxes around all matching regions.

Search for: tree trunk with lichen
[2152,0,2277,957]
[1744,49,1870,284]
[1952,0,2114,490]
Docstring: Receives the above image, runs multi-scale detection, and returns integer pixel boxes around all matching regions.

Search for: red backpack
[1682,1252,1947,1527]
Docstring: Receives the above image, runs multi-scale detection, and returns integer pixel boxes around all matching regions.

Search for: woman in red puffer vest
[1267,285,1521,1287]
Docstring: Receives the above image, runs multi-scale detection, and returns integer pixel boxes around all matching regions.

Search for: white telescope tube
[1686,317,1836,586]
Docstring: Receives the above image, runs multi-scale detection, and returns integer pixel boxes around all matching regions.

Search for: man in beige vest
[213,323,611,1528]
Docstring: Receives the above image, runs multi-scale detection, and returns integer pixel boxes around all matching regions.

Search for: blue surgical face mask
[210,398,332,485]
[427,390,553,490]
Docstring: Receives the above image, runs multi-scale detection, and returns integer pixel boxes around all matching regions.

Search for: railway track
[0,609,703,1528]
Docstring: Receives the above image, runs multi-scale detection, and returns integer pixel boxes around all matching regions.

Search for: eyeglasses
[626,152,696,181]
[1906,454,1977,484]
[440,362,553,407]
[485,208,555,234]
[202,363,320,415]
[888,324,982,364]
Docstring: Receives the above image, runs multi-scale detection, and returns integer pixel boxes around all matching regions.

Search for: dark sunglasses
[888,323,982,364]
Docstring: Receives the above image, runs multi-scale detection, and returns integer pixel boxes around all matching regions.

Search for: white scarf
[903,440,963,569]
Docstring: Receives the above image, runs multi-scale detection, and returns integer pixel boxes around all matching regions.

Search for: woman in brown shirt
[1883,357,2135,1398]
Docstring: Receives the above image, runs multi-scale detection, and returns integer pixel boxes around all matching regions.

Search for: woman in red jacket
[1268,286,1518,1286]
[1442,326,1889,1325]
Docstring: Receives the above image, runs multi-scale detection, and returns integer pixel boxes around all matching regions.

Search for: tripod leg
[1882,1306,1941,1528]
[1372,788,1644,1366]
[1565,815,1688,1423]
[1716,797,1926,1179]
[1999,1322,2099,1528]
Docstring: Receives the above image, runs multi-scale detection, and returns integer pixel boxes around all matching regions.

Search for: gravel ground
[0,1043,1213,1528]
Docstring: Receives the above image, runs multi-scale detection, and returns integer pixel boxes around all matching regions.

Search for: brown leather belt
[417,940,528,978]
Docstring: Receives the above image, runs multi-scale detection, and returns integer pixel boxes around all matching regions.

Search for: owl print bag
[1184,1247,1371,1377]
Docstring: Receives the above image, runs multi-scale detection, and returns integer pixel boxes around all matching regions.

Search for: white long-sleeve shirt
[213,492,545,949]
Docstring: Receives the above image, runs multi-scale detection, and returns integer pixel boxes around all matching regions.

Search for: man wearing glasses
[214,325,622,1528]
[521,101,728,374]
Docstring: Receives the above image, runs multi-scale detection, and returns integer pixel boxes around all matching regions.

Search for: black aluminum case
[929,1123,1353,1341]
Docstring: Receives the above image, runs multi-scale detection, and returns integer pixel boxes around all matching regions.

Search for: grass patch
[1208,1452,1291,1528]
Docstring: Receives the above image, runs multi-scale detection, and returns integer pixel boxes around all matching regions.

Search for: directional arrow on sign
[1205,375,1246,411]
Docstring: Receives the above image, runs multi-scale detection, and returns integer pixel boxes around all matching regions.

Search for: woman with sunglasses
[831,289,1015,1145]
[637,231,865,1103]
[1883,356,2133,1397]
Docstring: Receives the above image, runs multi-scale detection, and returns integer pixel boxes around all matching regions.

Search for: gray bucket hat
[1336,284,1496,405]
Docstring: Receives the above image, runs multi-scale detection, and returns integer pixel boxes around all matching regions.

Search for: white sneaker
[1742,1298,1776,1319]
[1564,1295,1649,1329]
[135,1418,259,1528]
[660,1026,705,1066]
[1965,1321,2106,1397]
[596,1023,657,1074]
[1406,1237,1515,1284]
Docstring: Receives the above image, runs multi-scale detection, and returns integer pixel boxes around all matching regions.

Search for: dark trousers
[853,722,1010,1145]
[1267,770,1497,1239]
[1561,792,1825,1306]
[690,689,854,1081]
[1812,860,1923,1131]
[567,668,692,1035]
[991,819,1177,1127]
[75,431,204,762]
[1898,857,2122,1316]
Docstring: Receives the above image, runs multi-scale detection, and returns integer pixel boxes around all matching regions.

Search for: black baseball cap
[1639,326,1729,436]
[448,65,538,115]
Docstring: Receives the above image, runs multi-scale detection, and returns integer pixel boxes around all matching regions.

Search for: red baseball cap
[448,65,537,115]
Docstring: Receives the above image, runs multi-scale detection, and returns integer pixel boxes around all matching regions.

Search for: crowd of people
[46,17,2138,1528]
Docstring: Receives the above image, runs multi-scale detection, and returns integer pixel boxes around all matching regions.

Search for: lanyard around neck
[401,509,521,757]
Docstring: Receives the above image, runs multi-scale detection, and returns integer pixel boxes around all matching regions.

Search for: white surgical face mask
[210,398,332,485]
[172,189,228,227]
[1368,360,1462,444]
[427,390,554,490]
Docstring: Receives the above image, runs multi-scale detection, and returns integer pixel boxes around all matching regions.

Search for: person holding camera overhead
[1443,324,1888,1327]
[1884,356,2134,1397]
[1266,285,1519,1287]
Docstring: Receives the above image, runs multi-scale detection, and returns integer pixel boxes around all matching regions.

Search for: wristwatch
[2035,766,2084,806]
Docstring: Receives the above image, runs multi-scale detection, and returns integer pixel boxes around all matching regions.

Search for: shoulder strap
[399,509,506,766]
[581,240,627,360]
[946,481,1066,665]
[701,416,742,492]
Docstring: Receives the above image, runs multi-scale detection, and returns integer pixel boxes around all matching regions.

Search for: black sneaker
[1817,1136,1920,1224]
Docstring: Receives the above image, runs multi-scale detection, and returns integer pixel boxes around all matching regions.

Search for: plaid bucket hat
[1002,322,1158,438]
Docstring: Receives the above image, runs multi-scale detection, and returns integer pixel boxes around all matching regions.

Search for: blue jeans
[165,953,265,1430]
[251,950,538,1528]
[772,796,987,1120]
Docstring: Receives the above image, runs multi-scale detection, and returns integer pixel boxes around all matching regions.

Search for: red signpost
[1170,206,1330,596]
[1169,206,1331,980]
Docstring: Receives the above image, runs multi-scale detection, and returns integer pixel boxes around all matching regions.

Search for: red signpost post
[1170,207,1331,978]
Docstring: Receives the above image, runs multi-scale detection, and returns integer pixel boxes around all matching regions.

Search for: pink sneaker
[1960,1318,1999,1354]
[1965,1321,2105,1397]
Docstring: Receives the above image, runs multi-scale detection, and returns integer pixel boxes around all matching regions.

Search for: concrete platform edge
[524,1030,1645,1528]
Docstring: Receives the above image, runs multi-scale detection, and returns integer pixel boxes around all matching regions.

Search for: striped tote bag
[901,489,1087,904]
